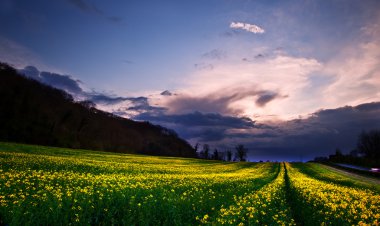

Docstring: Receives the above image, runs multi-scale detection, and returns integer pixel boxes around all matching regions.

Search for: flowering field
[0,142,379,225]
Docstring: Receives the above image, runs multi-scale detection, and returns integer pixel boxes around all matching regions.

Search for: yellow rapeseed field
[0,142,379,225]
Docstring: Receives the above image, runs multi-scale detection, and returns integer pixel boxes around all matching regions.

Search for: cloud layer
[230,22,265,34]
[16,64,380,161]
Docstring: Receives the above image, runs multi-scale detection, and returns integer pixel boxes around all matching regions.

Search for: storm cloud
[135,111,255,143]
[235,102,380,161]
[137,101,380,161]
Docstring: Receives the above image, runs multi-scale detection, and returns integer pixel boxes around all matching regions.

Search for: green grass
[0,142,379,225]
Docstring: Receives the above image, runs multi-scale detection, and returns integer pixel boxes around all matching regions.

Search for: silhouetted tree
[335,148,343,157]
[349,149,360,158]
[194,143,199,153]
[202,144,210,159]
[219,152,226,161]
[212,148,219,160]
[226,149,233,162]
[78,100,96,109]
[235,144,247,162]
[357,130,380,159]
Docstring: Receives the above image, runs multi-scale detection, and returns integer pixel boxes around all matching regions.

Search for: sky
[1,0,380,161]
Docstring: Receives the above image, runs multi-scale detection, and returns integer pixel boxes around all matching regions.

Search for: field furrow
[213,163,296,225]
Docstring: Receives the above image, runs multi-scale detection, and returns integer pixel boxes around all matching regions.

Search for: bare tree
[194,143,199,153]
[226,149,233,162]
[202,144,210,159]
[235,144,247,162]
[212,148,219,160]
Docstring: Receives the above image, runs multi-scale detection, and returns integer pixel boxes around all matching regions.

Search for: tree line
[194,143,248,162]
[314,130,380,167]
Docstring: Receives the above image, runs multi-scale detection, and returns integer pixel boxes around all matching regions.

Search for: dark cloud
[135,111,255,143]
[160,90,172,96]
[20,66,39,80]
[241,54,265,62]
[168,89,282,115]
[197,129,227,142]
[87,93,128,105]
[245,102,380,161]
[194,63,214,71]
[66,0,102,14]
[18,66,83,94]
[256,92,278,107]
[136,111,254,128]
[356,102,380,111]
[39,72,83,94]
[136,101,380,161]
[18,66,145,108]
[107,16,123,23]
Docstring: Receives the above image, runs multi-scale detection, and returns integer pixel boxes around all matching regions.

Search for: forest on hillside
[0,62,196,157]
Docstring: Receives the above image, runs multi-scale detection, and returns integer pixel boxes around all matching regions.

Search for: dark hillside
[0,63,196,157]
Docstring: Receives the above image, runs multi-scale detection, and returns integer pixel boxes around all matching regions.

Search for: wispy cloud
[66,0,123,23]
[320,18,380,108]
[66,0,102,14]
[230,22,265,34]
[201,49,226,60]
